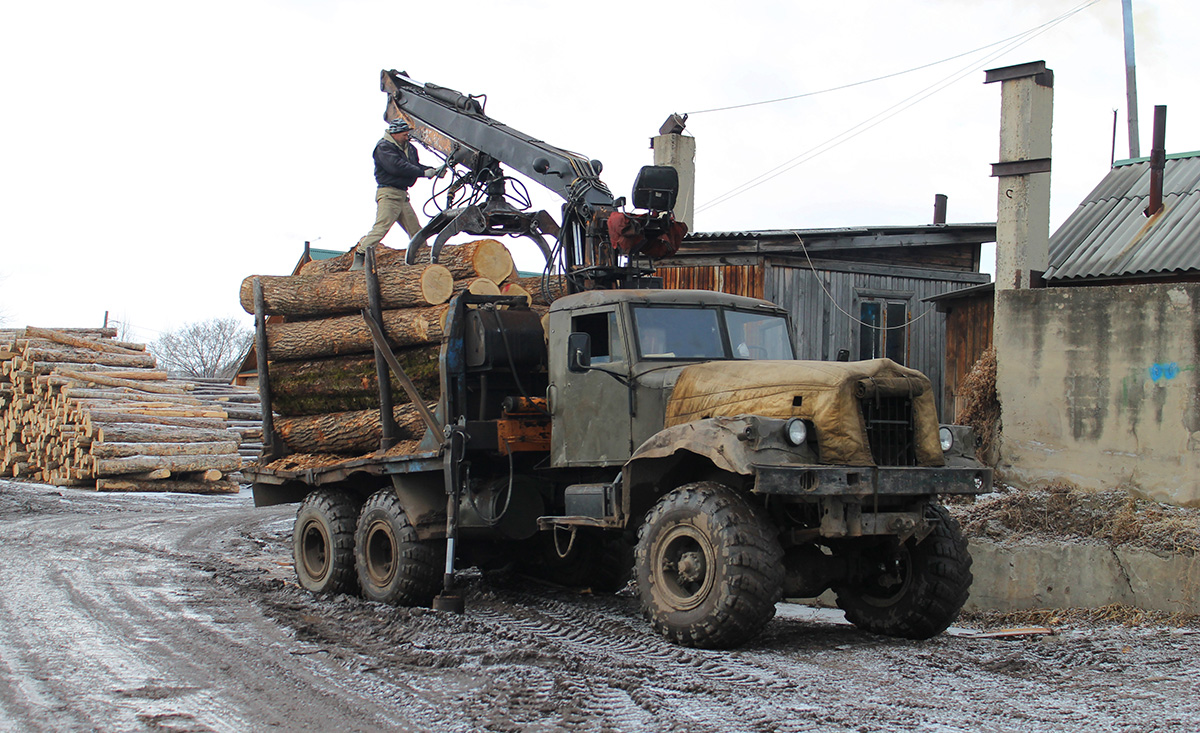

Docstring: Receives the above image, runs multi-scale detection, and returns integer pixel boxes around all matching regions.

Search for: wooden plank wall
[766,263,958,420]
[942,294,994,421]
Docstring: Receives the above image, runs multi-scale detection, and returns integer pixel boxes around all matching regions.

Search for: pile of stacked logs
[0,327,250,493]
[241,239,553,458]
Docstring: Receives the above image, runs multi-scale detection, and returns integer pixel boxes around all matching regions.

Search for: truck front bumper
[753,464,991,498]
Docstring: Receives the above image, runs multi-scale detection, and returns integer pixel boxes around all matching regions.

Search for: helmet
[387,119,413,134]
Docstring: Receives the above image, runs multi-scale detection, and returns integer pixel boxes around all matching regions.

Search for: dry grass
[955,483,1200,556]
[954,346,999,464]
[961,603,1200,630]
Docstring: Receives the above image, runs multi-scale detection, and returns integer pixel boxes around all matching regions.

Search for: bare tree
[151,318,253,379]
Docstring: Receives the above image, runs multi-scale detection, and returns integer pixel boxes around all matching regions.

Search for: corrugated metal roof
[309,248,343,261]
[1046,152,1200,281]
[686,224,996,241]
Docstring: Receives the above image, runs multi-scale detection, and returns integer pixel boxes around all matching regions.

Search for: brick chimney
[985,61,1054,296]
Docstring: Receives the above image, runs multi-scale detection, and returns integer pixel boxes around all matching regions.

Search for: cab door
[549,307,633,467]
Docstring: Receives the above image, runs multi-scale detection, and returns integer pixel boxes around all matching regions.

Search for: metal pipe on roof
[933,194,948,225]
[1123,0,1141,159]
[1145,105,1167,217]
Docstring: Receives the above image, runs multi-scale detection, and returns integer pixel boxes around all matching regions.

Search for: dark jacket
[373,136,425,189]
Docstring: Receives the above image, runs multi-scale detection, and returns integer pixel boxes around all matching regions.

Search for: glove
[423,167,438,179]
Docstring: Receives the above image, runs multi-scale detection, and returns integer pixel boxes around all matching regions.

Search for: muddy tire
[355,489,443,606]
[835,503,972,639]
[635,482,783,649]
[293,489,359,595]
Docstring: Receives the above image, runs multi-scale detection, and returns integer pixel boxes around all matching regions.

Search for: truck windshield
[726,310,793,360]
[633,307,724,359]
[633,306,793,360]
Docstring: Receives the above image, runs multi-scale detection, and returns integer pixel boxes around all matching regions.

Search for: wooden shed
[657,225,995,418]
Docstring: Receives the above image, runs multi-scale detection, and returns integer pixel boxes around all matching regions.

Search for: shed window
[859,300,908,364]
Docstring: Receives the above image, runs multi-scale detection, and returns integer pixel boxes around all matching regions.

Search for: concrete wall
[995,283,1200,506]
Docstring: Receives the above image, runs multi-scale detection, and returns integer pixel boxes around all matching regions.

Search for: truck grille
[860,396,916,466]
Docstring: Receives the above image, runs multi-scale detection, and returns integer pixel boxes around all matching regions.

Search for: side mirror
[567,332,592,373]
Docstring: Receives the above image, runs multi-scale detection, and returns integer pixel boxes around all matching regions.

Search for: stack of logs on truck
[239,239,556,461]
[0,327,259,493]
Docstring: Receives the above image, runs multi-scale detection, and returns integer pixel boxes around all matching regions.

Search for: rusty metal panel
[657,264,764,299]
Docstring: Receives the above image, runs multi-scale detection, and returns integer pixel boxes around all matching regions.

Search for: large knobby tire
[635,482,784,649]
[354,488,444,606]
[293,489,359,595]
[835,503,973,639]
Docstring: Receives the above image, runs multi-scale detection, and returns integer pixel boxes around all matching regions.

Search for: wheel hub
[654,525,717,611]
[365,519,397,586]
[300,520,330,581]
[677,551,706,584]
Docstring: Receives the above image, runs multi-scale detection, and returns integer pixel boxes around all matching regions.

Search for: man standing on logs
[350,119,440,272]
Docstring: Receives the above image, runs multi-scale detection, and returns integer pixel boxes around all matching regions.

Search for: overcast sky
[1,0,1195,344]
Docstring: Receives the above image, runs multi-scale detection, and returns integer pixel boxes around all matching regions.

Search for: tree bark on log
[276,404,432,455]
[75,410,228,431]
[265,305,449,361]
[59,388,204,405]
[268,345,440,416]
[52,369,188,395]
[239,264,454,316]
[454,278,501,296]
[21,347,157,369]
[90,441,241,458]
[96,477,240,494]
[94,454,243,476]
[508,275,566,305]
[23,327,147,356]
[300,239,514,282]
[95,423,234,444]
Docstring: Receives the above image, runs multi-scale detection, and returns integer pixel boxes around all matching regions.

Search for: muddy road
[0,479,1196,732]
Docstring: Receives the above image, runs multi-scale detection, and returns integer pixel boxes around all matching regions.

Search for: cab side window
[571,311,625,364]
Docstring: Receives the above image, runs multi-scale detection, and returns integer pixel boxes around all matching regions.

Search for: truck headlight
[939,426,954,452]
[784,418,808,446]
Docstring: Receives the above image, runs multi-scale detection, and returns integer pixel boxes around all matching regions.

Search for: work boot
[349,249,366,272]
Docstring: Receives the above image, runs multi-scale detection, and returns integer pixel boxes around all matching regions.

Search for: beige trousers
[356,186,421,253]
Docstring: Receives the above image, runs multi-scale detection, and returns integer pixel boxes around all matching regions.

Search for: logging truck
[241,71,992,648]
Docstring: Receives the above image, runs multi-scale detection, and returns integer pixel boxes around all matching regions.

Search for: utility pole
[1122,0,1141,158]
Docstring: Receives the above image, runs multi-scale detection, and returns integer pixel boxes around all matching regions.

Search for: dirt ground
[0,479,1197,732]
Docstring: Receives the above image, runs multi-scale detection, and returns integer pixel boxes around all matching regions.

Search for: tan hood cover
[664,359,944,466]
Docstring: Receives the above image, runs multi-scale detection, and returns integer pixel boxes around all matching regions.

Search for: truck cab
[547,289,793,467]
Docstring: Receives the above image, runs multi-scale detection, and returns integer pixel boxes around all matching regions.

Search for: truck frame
[242,71,992,649]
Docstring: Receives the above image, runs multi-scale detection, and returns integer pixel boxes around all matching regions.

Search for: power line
[686,2,1095,117]
[694,0,1098,214]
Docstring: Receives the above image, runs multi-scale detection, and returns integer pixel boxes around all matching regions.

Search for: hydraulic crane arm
[380,69,677,292]
[382,70,616,210]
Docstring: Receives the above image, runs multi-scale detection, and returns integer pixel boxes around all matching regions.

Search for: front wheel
[635,482,783,649]
[835,503,972,639]
[293,489,359,595]
[354,489,444,606]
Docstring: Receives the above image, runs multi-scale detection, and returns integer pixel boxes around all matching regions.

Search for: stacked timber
[0,327,244,494]
[186,378,263,465]
[241,239,546,458]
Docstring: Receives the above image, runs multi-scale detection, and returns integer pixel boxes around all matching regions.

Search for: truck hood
[664,359,943,466]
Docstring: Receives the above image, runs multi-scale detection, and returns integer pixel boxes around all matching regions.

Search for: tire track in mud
[0,484,419,732]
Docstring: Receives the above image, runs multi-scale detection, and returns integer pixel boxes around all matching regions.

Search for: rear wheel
[635,482,783,649]
[835,503,972,639]
[355,489,444,606]
[293,489,358,595]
